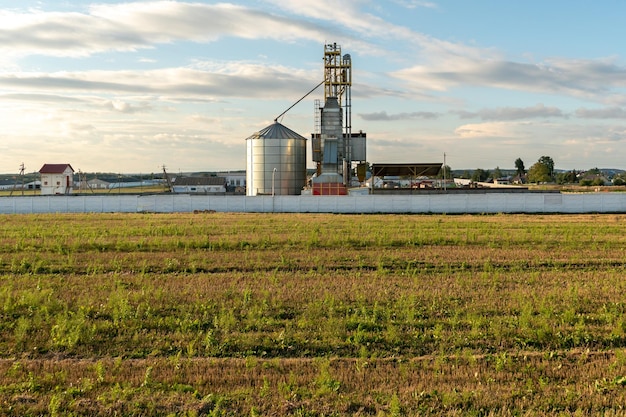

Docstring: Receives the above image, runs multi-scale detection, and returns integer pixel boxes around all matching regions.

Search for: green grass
[1,213,625,415]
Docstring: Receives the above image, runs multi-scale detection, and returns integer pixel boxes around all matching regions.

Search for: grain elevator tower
[311,43,366,195]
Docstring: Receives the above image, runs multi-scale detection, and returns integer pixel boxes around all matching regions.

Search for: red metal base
[312,183,348,195]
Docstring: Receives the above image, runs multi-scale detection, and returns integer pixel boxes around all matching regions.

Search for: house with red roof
[39,164,74,195]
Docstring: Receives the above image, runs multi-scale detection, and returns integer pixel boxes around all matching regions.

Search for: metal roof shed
[370,163,443,193]
[371,163,442,178]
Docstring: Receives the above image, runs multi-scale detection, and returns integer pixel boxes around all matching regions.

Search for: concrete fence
[1,192,626,214]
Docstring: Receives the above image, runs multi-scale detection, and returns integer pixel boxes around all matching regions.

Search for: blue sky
[1,1,626,174]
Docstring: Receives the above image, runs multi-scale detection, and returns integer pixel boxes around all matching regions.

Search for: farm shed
[87,178,111,189]
[370,163,442,192]
[39,163,74,195]
[172,176,226,194]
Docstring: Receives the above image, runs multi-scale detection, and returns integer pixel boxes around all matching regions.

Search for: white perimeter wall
[1,193,626,214]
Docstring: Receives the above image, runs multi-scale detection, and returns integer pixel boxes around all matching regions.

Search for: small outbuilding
[172,176,226,194]
[87,178,111,190]
[39,163,74,195]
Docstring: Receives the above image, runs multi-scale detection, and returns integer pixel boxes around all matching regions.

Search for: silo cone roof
[246,121,307,140]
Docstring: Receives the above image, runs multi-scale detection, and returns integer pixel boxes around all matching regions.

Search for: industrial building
[172,176,226,194]
[245,42,447,197]
[246,43,371,196]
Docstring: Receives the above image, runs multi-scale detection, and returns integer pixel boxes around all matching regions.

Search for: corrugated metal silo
[246,122,307,196]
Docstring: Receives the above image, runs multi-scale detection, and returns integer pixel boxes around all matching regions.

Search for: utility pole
[443,153,447,191]
[10,163,25,196]
[162,165,173,192]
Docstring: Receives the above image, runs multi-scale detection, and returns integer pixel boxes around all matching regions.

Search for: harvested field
[1,213,625,415]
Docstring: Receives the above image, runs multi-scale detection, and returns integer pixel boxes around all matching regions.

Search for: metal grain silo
[246,122,307,196]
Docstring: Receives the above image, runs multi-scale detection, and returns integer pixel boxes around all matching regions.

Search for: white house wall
[2,193,626,214]
[41,168,74,195]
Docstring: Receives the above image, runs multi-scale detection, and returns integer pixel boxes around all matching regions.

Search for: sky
[1,1,626,174]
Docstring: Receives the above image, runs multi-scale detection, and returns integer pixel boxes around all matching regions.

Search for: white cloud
[575,106,626,119]
[0,63,319,100]
[392,0,438,9]
[360,110,439,121]
[104,100,152,114]
[392,55,626,104]
[0,2,334,58]
[0,93,86,104]
[455,104,566,121]
[454,121,524,139]
[260,0,420,53]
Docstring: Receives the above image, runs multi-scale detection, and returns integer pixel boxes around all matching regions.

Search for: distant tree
[514,158,525,178]
[537,156,555,181]
[527,162,551,183]
[556,170,578,185]
[492,166,502,180]
[471,168,490,182]
[556,172,566,185]
[461,170,471,179]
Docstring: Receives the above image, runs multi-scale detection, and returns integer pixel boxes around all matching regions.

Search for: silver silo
[246,121,307,196]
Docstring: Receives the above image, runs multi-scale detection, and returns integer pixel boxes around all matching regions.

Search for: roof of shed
[173,176,225,186]
[371,163,442,177]
[39,164,74,174]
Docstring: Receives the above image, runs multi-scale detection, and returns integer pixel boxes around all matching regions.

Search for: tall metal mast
[323,43,351,104]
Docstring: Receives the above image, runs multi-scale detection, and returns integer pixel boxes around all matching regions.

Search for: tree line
[442,156,626,185]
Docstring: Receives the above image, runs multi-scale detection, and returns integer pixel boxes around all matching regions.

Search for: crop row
[2,352,625,415]
[2,266,626,358]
